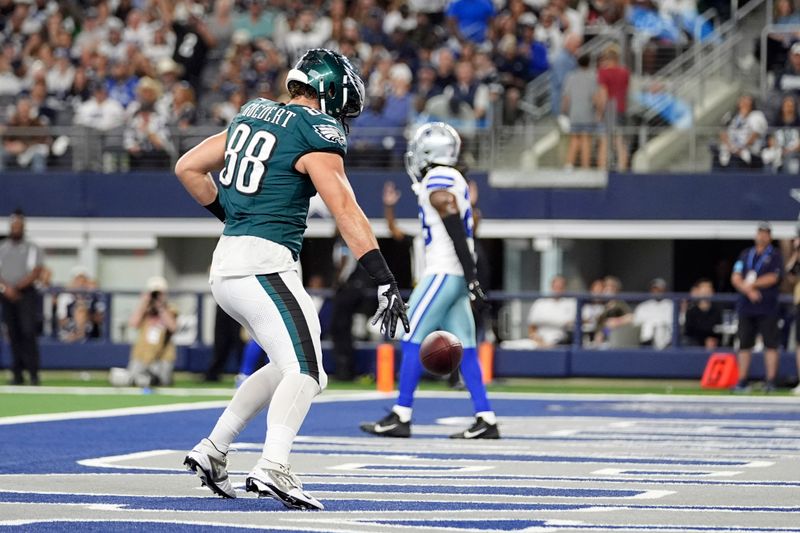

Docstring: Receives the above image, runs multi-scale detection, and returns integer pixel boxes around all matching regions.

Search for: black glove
[370,282,410,338]
[467,279,486,303]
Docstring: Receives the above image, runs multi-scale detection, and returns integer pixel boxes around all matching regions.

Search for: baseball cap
[757,220,772,233]
[146,276,168,292]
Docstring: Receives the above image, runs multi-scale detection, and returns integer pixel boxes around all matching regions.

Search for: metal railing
[40,287,797,352]
[4,121,793,174]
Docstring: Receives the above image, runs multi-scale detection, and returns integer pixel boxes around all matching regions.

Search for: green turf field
[2,370,782,418]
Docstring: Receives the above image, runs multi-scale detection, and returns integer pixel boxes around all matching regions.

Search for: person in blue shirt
[446,0,495,43]
[730,222,784,393]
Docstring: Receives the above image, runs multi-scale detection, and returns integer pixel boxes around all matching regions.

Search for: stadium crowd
[0,0,723,172]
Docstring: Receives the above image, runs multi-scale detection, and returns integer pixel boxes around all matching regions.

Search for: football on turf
[420,330,463,376]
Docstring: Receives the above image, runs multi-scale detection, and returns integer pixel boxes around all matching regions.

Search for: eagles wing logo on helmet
[313,124,346,147]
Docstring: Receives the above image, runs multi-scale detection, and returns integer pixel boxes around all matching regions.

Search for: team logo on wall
[313,124,346,147]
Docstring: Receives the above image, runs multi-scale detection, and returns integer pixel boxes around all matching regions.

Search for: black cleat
[450,416,500,439]
[359,411,411,438]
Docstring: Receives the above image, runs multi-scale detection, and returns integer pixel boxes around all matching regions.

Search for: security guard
[0,210,44,385]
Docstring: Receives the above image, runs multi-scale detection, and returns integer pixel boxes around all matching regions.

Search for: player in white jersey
[360,122,499,439]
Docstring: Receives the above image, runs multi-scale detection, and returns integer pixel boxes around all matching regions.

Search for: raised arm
[174,130,227,221]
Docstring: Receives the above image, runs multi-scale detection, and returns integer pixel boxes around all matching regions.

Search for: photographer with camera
[123,276,178,387]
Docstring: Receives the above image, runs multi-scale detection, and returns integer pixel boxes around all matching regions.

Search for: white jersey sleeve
[417,166,475,278]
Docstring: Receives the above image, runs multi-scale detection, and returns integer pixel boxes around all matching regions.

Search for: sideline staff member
[731,221,783,392]
[0,210,44,385]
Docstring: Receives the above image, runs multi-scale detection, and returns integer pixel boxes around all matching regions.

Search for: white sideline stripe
[0,517,338,532]
[326,463,493,473]
[4,386,800,405]
[0,385,236,396]
[592,468,742,478]
[0,392,392,426]
[77,449,176,469]
[629,490,676,500]
[0,401,229,426]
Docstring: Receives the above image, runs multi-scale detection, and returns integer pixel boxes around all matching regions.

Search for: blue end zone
[2,397,799,476]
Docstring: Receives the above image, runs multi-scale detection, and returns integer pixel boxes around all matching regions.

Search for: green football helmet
[286,48,365,123]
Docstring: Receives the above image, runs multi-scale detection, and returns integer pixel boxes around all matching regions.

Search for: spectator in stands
[592,276,632,346]
[762,95,800,173]
[169,82,197,131]
[144,23,176,65]
[211,88,247,127]
[730,222,783,393]
[563,54,606,169]
[527,275,576,347]
[632,278,673,348]
[125,276,177,387]
[495,33,531,91]
[0,56,22,97]
[535,6,565,60]
[409,11,445,50]
[597,43,630,171]
[763,0,800,72]
[234,0,283,42]
[74,80,126,132]
[284,8,332,65]
[106,59,138,109]
[444,60,491,125]
[46,48,74,100]
[413,63,442,114]
[783,224,800,394]
[29,79,59,125]
[775,43,800,95]
[684,278,722,349]
[549,32,581,116]
[446,0,495,44]
[167,0,217,91]
[123,77,174,169]
[433,47,457,92]
[99,17,127,63]
[712,94,768,171]
[0,210,44,386]
[518,14,549,80]
[0,96,49,172]
[552,0,584,36]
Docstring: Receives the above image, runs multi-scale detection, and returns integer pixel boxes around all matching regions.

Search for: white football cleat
[184,438,236,498]
[245,458,323,510]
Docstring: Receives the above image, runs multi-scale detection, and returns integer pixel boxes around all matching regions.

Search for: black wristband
[358,249,395,285]
[203,194,226,223]
[441,213,477,282]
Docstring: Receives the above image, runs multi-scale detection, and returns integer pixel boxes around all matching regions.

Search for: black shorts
[738,313,780,350]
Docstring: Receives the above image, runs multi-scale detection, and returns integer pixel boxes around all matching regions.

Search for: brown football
[420,330,463,376]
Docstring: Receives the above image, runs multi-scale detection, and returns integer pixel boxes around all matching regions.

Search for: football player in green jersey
[176,49,409,509]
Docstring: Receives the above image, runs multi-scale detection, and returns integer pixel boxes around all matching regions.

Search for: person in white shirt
[73,81,126,132]
[633,278,674,349]
[715,94,768,169]
[528,275,577,347]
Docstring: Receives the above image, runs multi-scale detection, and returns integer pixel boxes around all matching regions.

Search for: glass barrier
[3,123,793,175]
[39,288,797,354]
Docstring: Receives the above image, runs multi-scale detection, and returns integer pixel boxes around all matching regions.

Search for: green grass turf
[0,372,789,418]
[0,393,229,417]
